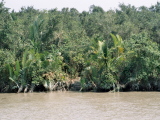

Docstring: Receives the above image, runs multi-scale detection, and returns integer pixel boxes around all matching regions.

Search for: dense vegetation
[0,0,160,92]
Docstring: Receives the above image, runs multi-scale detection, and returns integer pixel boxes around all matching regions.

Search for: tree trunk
[17,85,23,93]
[24,84,29,93]
[29,83,35,93]
[1,85,9,93]
[53,82,58,91]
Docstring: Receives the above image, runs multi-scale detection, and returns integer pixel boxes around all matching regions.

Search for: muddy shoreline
[1,78,160,93]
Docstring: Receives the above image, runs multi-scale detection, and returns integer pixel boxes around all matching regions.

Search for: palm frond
[111,33,118,47]
[9,77,19,88]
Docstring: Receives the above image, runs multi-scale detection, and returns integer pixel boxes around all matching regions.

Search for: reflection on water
[0,92,160,120]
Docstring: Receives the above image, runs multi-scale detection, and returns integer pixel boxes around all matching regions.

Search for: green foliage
[1,2,160,92]
[121,33,160,85]
[81,33,125,90]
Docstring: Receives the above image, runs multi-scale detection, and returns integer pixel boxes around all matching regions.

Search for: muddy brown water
[0,92,160,120]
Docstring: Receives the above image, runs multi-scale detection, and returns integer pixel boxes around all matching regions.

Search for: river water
[0,92,160,120]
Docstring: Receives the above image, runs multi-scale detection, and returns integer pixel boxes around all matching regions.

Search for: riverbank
[1,77,160,93]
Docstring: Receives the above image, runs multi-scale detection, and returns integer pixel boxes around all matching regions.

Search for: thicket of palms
[0,0,160,92]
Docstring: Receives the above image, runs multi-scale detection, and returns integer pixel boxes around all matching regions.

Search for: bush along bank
[0,1,160,93]
[1,33,160,93]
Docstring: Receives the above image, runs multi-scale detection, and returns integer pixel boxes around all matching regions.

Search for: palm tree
[8,49,31,93]
[83,33,126,91]
[29,15,44,53]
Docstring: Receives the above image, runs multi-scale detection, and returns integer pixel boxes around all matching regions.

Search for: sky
[4,0,160,12]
